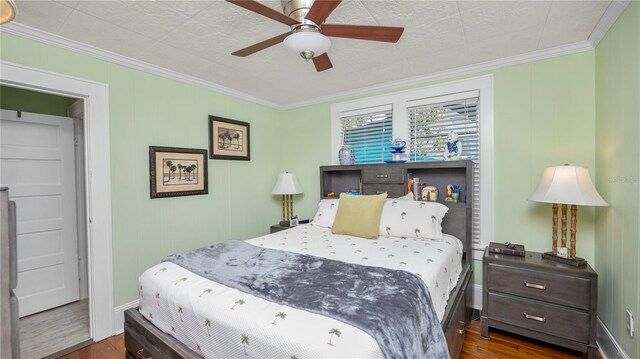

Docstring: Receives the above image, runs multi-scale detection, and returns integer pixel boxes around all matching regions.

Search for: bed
[125,161,474,359]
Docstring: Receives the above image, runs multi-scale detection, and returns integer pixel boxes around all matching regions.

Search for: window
[340,105,393,164]
[407,92,481,247]
[331,76,494,259]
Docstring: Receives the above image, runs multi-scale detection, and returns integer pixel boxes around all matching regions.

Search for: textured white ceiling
[9,0,611,106]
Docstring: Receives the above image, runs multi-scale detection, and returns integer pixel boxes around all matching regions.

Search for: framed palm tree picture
[209,115,250,160]
[149,146,208,198]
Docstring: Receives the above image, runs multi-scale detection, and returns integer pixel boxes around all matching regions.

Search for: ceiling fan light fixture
[283,30,331,62]
[0,0,17,24]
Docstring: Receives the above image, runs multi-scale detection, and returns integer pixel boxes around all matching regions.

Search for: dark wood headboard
[320,160,474,263]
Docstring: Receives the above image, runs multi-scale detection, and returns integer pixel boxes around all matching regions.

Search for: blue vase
[338,145,355,165]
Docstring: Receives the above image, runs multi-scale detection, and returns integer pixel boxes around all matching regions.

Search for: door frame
[0,61,114,341]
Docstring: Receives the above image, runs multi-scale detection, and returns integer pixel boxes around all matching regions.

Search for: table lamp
[528,165,607,266]
[272,172,303,226]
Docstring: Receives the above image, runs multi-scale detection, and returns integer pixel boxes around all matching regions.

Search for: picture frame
[209,115,250,161]
[149,146,208,199]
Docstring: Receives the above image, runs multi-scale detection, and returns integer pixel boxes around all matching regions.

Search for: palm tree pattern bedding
[138,224,463,358]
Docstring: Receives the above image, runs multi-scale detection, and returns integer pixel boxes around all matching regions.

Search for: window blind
[340,105,393,164]
[408,96,481,244]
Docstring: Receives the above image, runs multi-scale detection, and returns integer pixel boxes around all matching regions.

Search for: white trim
[588,1,630,47]
[0,23,281,110]
[597,317,631,359]
[472,248,485,261]
[0,23,599,111]
[470,284,483,310]
[0,61,115,341]
[406,90,480,108]
[114,299,140,335]
[331,75,495,254]
[339,104,393,118]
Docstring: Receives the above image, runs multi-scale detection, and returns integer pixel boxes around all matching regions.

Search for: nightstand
[481,248,598,358]
[270,224,290,233]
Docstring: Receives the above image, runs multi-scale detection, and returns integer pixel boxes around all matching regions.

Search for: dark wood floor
[461,320,600,359]
[60,319,599,359]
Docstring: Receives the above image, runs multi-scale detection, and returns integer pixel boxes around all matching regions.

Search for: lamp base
[279,220,291,227]
[542,252,587,267]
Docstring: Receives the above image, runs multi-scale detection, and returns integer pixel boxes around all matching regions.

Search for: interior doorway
[1,60,115,346]
[0,86,90,357]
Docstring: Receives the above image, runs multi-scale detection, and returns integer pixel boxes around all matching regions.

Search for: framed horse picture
[208,115,250,161]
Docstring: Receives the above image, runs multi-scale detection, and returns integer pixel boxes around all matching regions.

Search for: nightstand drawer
[362,167,404,184]
[488,292,589,343]
[487,263,591,310]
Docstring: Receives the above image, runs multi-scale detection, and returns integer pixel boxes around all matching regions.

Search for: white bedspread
[138,224,463,359]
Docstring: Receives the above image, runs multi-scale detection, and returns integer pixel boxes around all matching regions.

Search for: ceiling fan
[226,0,404,72]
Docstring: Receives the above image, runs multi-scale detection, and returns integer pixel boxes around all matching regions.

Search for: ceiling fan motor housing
[282,0,319,29]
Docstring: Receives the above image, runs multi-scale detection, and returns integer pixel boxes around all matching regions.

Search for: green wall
[282,52,598,278]
[0,85,76,116]
[0,32,285,306]
[0,28,608,322]
[595,2,640,357]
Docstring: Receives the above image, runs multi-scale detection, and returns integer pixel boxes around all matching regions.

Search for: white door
[0,109,80,317]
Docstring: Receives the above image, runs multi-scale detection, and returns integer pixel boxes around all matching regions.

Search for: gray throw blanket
[164,240,449,359]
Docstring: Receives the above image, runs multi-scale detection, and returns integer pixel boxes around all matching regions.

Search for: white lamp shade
[283,31,331,57]
[271,172,303,195]
[529,165,607,206]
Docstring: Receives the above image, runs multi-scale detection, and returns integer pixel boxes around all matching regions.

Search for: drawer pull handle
[457,320,465,334]
[375,191,388,194]
[524,281,546,290]
[137,349,152,359]
[376,174,389,178]
[523,312,546,323]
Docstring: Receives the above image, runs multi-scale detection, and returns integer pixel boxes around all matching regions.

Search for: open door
[0,109,80,317]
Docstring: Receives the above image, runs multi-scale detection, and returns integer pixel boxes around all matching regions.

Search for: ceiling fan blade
[232,32,292,57]
[312,53,333,72]
[226,0,300,26]
[305,0,342,25]
[322,24,404,43]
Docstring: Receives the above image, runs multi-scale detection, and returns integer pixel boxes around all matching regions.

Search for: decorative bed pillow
[311,199,339,228]
[331,193,387,239]
[397,193,414,201]
[378,200,449,239]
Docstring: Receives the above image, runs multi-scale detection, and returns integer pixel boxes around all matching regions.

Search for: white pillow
[378,200,449,239]
[397,193,415,201]
[311,199,339,228]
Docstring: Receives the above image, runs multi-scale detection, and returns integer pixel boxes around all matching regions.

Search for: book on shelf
[488,242,526,257]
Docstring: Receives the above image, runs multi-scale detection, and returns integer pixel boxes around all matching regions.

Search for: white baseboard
[597,317,630,359]
[470,284,482,310]
[114,299,139,335]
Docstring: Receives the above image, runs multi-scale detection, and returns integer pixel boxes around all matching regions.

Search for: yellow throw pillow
[331,193,387,239]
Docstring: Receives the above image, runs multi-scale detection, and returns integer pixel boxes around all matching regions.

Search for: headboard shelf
[320,160,474,262]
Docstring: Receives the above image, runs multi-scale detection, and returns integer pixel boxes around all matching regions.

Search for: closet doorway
[0,86,90,357]
[1,60,115,351]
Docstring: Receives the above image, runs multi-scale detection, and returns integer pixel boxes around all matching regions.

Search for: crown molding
[0,23,284,110]
[280,41,594,110]
[588,0,630,47]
